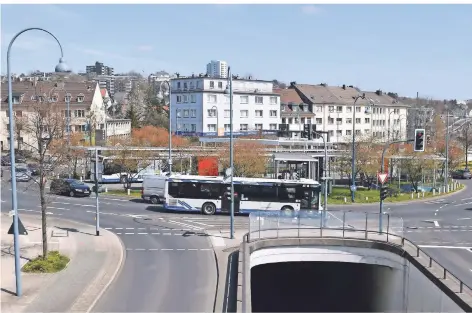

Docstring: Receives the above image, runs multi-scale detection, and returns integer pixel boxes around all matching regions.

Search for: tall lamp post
[350,93,366,202]
[7,27,69,297]
[224,67,234,239]
[160,80,172,174]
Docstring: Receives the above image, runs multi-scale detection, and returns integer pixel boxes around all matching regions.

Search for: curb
[328,184,468,208]
[11,213,126,313]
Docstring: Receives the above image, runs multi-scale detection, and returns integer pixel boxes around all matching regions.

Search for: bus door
[300,185,317,210]
[221,184,240,214]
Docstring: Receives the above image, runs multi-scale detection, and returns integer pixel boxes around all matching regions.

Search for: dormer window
[77,93,85,103]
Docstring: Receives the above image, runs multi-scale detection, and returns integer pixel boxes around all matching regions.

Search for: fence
[246,210,472,299]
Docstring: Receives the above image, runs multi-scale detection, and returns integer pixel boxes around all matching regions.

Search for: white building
[206,60,228,79]
[170,76,280,136]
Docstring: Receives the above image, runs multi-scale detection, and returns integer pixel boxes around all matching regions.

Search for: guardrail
[246,210,472,298]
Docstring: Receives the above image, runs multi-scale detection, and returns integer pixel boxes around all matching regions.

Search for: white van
[141,175,167,204]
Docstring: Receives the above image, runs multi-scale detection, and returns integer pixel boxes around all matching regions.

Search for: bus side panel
[238,201,301,214]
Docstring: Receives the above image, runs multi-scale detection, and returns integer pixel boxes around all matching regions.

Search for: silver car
[15,167,32,182]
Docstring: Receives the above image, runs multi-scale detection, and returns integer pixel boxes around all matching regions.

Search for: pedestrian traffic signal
[380,185,389,201]
[414,129,425,152]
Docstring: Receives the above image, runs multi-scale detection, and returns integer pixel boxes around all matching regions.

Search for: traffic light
[414,129,425,152]
[303,124,310,139]
[380,185,388,201]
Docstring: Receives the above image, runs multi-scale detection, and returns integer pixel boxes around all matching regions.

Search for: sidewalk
[1,213,124,313]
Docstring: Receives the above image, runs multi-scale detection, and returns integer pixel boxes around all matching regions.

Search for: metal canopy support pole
[95,148,100,236]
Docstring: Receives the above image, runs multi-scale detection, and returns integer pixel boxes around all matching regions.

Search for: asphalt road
[2,173,472,309]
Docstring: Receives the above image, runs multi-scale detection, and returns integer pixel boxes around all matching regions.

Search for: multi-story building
[86,61,114,76]
[88,75,115,97]
[0,80,130,151]
[170,75,280,136]
[206,60,228,79]
[274,83,409,143]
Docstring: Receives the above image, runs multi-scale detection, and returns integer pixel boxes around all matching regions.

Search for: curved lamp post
[158,80,172,174]
[7,28,69,297]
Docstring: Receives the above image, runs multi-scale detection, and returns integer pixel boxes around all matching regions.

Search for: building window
[365,118,370,123]
[306,118,311,124]
[224,110,230,118]
[336,106,343,113]
[177,123,182,130]
[240,110,248,118]
[207,109,217,117]
[189,82,194,90]
[303,105,309,112]
[183,95,189,103]
[346,118,352,124]
[207,95,217,103]
[356,118,361,124]
[190,109,196,118]
[74,110,85,118]
[269,123,277,130]
[207,124,216,132]
[254,124,263,130]
[328,117,334,125]
[270,97,278,104]
[210,81,215,89]
[316,106,323,112]
[176,109,181,117]
[183,109,189,117]
[224,124,231,131]
[190,94,196,103]
[240,124,248,131]
[328,106,334,112]
[269,110,277,118]
[183,82,188,89]
[240,96,248,104]
[336,118,342,125]
[255,96,263,104]
[281,118,286,124]
[218,82,223,89]
[255,110,263,118]
[328,130,334,137]
[346,106,352,113]
[191,124,196,132]
[356,107,361,113]
[336,130,342,136]
[356,129,361,135]
[177,82,181,89]
[176,95,182,103]
[365,129,370,134]
[346,130,352,136]
[316,118,322,124]
[77,96,84,103]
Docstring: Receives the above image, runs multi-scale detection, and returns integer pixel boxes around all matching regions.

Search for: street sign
[378,173,388,184]
[8,217,28,235]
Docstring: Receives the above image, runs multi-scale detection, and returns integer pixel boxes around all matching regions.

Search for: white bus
[163,175,322,215]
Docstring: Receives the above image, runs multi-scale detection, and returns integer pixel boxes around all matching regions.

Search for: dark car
[27,163,40,176]
[50,178,91,197]
[451,169,472,179]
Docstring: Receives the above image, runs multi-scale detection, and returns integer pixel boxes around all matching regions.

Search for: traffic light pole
[379,139,414,233]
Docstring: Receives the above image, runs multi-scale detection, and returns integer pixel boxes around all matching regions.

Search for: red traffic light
[416,132,423,138]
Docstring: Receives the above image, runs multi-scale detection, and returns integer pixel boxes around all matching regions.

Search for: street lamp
[7,27,69,297]
[223,68,234,240]
[350,93,374,202]
[211,105,219,135]
[159,80,172,174]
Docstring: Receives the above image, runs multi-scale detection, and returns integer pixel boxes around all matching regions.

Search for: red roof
[100,88,107,97]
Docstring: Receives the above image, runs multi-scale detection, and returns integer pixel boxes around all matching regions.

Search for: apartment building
[206,60,228,78]
[0,81,130,151]
[170,74,280,136]
[86,61,114,76]
[275,83,409,143]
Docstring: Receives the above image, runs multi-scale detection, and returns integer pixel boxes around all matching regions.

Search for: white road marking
[186,221,215,227]
[434,220,440,227]
[176,249,186,251]
[458,218,472,220]
[125,233,134,235]
[116,228,123,230]
[135,248,145,251]
[462,197,472,201]
[167,219,203,230]
[161,248,173,251]
[137,233,147,235]
[104,227,112,230]
[53,207,69,211]
[148,248,159,251]
[454,202,472,206]
[418,245,472,249]
[188,248,198,251]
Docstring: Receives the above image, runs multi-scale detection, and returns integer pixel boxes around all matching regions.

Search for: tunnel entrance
[251,261,392,312]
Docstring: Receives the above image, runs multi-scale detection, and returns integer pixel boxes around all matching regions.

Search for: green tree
[126,104,141,129]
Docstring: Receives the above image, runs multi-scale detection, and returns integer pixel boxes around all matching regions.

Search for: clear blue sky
[1,4,471,100]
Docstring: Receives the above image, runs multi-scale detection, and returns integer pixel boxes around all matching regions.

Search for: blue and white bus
[163,175,322,215]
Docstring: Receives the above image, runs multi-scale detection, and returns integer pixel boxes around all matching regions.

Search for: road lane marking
[53,207,70,211]
[458,218,471,220]
[418,245,472,249]
[137,233,147,235]
[125,233,134,235]
[186,221,215,227]
[167,220,203,230]
[454,202,472,206]
[161,248,173,251]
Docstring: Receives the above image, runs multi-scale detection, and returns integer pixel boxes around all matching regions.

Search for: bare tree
[19,85,69,258]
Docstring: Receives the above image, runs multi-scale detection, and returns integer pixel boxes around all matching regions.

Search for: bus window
[200,183,220,199]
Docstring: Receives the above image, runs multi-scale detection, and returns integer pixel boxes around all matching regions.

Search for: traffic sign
[378,173,388,185]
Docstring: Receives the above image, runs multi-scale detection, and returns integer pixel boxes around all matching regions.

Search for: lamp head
[224,85,230,95]
[55,57,70,73]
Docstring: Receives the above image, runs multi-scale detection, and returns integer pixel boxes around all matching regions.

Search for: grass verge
[22,251,70,273]
[103,189,141,197]
[325,184,465,205]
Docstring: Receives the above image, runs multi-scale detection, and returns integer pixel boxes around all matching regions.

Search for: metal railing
[246,210,472,299]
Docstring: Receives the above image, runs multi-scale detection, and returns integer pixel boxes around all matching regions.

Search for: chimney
[342,84,346,90]
[376,89,383,96]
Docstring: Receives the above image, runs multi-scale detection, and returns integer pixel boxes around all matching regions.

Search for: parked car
[27,163,40,176]
[50,178,91,197]
[15,166,32,182]
[451,169,472,179]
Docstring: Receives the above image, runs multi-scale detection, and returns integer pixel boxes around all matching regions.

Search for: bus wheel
[202,202,216,215]
[281,206,294,212]
[150,196,160,204]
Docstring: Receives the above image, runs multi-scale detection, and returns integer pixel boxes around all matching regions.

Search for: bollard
[417,193,420,199]
[422,192,425,198]
[411,193,414,199]
[344,197,347,203]
[105,187,108,193]
[80,176,83,182]
[366,197,368,201]
[433,190,436,196]
[127,189,131,195]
